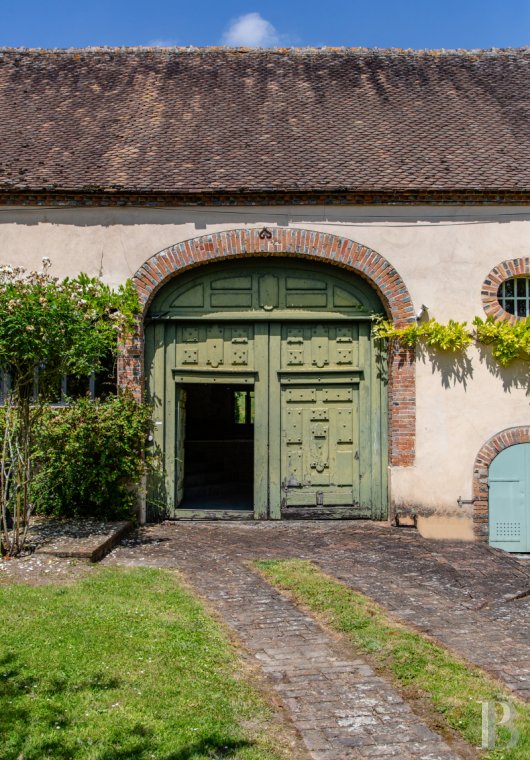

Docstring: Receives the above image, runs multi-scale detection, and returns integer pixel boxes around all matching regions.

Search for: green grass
[256,559,530,760]
[0,567,292,760]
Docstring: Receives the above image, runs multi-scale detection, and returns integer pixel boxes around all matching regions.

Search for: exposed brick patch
[473,426,530,540]
[482,257,530,323]
[118,228,416,467]
[116,325,143,403]
[389,346,416,467]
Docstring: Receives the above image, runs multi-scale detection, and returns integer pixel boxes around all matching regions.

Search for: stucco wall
[1,204,529,537]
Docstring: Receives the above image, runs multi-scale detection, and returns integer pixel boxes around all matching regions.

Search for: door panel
[274,321,381,519]
[176,323,255,370]
[149,259,382,321]
[281,383,364,511]
[280,323,360,369]
[489,443,530,552]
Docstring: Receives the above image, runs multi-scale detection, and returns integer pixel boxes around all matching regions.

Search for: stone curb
[35,520,133,562]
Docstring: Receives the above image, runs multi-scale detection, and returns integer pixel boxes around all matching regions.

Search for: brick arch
[119,228,416,467]
[482,257,530,323]
[472,426,530,540]
[133,228,415,326]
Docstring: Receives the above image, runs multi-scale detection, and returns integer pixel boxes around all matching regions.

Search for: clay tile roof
[0,46,529,194]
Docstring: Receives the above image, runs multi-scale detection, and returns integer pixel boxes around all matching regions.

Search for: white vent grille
[493,522,522,540]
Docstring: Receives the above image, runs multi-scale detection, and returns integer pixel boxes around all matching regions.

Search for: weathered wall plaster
[1,204,528,530]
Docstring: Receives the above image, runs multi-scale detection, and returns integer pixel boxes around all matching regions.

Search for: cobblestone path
[315,534,530,702]
[105,522,530,701]
[101,521,529,758]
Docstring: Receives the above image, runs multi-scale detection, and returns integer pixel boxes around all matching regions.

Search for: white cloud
[222,12,280,47]
[147,39,178,47]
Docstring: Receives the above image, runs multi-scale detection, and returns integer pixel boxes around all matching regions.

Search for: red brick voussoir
[473,426,530,540]
[482,257,530,323]
[118,228,416,467]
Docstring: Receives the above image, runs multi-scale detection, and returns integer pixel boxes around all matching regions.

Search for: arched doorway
[473,426,530,548]
[488,443,530,552]
[145,258,388,520]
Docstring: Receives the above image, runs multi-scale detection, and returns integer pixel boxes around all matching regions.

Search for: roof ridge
[0,45,529,57]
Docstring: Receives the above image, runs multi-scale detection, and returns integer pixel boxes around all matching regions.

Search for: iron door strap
[282,475,302,491]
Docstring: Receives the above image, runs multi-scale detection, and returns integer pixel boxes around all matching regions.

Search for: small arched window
[497,277,530,318]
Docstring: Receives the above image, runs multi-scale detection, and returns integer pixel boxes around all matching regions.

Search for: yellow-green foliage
[373,315,530,366]
[473,316,530,366]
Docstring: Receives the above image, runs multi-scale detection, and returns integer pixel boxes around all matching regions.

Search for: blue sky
[2,1,529,50]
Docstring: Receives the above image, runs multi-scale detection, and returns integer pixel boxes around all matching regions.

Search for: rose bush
[0,259,143,556]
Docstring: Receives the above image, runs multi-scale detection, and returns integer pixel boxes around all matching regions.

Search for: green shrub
[31,393,152,520]
[0,259,141,555]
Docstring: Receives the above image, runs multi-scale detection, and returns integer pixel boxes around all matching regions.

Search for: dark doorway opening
[180,384,254,510]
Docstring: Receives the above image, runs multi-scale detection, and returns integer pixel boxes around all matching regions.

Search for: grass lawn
[0,567,296,760]
[256,559,530,760]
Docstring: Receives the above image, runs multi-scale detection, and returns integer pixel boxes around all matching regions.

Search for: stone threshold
[32,519,133,562]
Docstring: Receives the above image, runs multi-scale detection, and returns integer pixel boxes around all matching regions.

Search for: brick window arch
[482,258,530,323]
[118,227,416,467]
[473,426,530,540]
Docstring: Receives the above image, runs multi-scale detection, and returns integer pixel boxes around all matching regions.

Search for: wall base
[416,514,475,542]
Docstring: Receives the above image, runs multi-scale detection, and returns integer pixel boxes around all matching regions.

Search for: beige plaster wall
[1,204,529,534]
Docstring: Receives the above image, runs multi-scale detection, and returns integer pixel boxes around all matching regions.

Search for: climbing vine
[473,316,530,366]
[373,315,530,367]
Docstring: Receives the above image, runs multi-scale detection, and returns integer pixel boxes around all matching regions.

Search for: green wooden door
[489,443,530,552]
[146,318,268,518]
[267,321,385,519]
[145,259,387,521]
[280,382,362,511]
